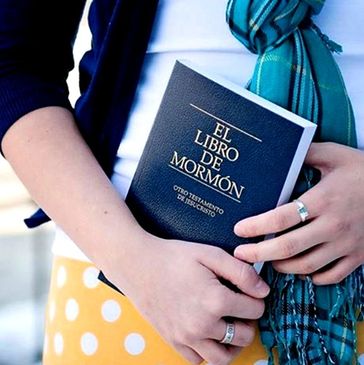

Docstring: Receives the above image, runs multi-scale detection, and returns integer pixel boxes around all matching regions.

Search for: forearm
[1,107,272,365]
[1,106,146,273]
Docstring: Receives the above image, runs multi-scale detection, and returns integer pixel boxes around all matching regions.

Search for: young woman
[0,0,363,364]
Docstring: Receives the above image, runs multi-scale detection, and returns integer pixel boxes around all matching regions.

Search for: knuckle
[331,271,346,285]
[331,275,344,285]
[191,322,206,339]
[168,327,180,345]
[194,317,212,338]
[272,213,289,231]
[179,321,203,343]
[314,188,330,212]
[357,253,364,265]
[280,238,297,258]
[209,298,226,318]
[299,261,316,274]
[201,244,221,260]
[242,223,256,237]
[338,239,352,256]
[351,230,364,249]
[272,261,287,273]
[178,328,193,344]
[243,222,258,237]
[211,246,225,261]
[332,218,351,236]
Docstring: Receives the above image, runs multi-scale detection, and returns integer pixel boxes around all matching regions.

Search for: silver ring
[294,199,309,222]
[219,322,235,345]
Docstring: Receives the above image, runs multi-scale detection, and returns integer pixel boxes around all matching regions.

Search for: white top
[53,0,364,261]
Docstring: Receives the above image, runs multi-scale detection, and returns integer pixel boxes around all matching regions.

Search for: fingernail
[233,222,241,235]
[234,245,243,256]
[255,279,270,296]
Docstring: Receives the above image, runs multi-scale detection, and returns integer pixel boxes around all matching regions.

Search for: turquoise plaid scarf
[226,0,364,363]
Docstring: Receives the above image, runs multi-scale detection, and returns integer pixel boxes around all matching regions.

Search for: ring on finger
[294,199,310,222]
[219,322,235,345]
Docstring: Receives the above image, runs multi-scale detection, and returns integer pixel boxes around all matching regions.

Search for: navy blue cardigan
[0,0,159,227]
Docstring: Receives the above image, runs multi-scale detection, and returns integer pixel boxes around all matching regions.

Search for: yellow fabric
[43,256,364,365]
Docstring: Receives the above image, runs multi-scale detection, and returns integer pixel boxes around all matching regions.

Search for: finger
[234,196,319,238]
[202,251,270,298]
[312,256,363,286]
[174,344,204,365]
[211,320,255,347]
[304,142,330,167]
[272,241,344,275]
[193,339,240,365]
[218,287,265,319]
[305,142,358,174]
[235,218,329,263]
[304,142,345,170]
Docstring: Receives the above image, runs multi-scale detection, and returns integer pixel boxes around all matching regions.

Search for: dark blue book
[98,60,316,289]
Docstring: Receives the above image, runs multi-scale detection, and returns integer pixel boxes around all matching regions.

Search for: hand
[234,142,364,286]
[104,233,270,365]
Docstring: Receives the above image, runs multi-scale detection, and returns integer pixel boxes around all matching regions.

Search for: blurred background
[0,3,91,364]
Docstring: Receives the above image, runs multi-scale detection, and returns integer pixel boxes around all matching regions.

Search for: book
[98,60,316,289]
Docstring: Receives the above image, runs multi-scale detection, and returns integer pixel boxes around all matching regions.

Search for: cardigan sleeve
[0,0,86,156]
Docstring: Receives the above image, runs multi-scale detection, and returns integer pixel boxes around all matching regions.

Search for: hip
[43,255,268,364]
[43,255,364,365]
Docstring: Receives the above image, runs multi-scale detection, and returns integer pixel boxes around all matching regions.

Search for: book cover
[98,61,316,289]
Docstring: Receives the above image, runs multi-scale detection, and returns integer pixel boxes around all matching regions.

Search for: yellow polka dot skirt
[43,256,364,365]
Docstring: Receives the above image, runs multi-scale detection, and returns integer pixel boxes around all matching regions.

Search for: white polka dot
[358,354,364,365]
[57,265,67,288]
[43,334,49,355]
[124,333,146,355]
[83,266,100,289]
[54,333,64,355]
[49,300,56,322]
[101,299,121,322]
[81,332,98,356]
[254,361,268,365]
[65,298,79,321]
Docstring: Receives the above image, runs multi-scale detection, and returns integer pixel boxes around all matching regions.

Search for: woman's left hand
[234,142,364,285]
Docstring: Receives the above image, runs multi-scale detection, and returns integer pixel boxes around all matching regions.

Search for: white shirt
[53,0,364,261]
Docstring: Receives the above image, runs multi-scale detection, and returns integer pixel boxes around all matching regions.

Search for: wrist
[96,222,158,291]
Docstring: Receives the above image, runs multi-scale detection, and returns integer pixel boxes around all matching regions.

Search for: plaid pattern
[226,1,364,364]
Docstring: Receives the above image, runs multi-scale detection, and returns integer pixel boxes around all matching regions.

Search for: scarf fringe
[262,265,364,365]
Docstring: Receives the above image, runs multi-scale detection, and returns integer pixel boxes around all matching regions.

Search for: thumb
[201,248,270,299]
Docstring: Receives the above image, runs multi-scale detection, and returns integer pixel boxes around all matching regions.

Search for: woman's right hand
[2,107,269,365]
[103,233,270,365]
